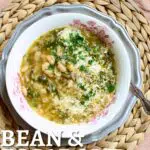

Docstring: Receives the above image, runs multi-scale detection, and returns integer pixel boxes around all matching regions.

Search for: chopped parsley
[47,83,57,93]
[88,59,94,65]
[78,83,86,90]
[81,90,96,105]
[79,65,87,72]
[48,64,54,70]
[79,55,85,60]
[69,32,84,46]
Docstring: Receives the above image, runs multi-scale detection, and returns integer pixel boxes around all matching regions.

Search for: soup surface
[20,26,116,124]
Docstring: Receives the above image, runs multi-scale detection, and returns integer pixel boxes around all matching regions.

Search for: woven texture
[0,0,150,150]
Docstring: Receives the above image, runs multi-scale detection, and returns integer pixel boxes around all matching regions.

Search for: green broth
[20,26,116,124]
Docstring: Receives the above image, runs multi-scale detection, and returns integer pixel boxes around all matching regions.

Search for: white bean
[67,63,74,72]
[46,55,55,65]
[40,89,47,94]
[68,80,74,88]
[57,46,63,56]
[42,62,49,71]
[57,62,66,72]
[22,86,27,96]
[21,65,28,73]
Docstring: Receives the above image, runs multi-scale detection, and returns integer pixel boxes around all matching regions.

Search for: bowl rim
[0,4,142,145]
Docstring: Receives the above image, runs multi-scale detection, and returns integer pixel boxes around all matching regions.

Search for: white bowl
[5,9,131,138]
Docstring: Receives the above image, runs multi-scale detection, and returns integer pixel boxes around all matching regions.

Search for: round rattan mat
[0,0,150,150]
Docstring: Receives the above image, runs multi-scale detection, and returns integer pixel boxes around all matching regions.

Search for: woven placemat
[0,0,150,149]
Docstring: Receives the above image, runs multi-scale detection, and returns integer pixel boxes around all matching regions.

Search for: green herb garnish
[106,83,115,93]
[81,90,96,105]
[79,65,87,72]
[78,83,86,90]
[48,64,54,70]
[88,59,94,65]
